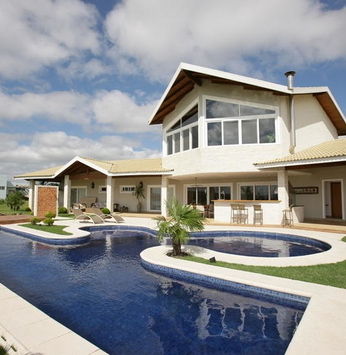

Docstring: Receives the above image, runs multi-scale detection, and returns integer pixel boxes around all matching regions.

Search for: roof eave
[255,155,346,169]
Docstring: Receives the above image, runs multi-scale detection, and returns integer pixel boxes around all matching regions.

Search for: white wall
[289,165,346,219]
[162,80,291,176]
[0,174,7,200]
[294,95,338,151]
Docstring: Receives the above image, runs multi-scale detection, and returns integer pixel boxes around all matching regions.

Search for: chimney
[284,71,296,90]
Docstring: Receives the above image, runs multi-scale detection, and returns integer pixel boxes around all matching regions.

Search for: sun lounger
[72,208,104,224]
[92,208,125,223]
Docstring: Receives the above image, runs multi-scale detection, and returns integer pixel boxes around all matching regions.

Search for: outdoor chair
[231,204,240,223]
[195,205,206,217]
[72,208,104,224]
[92,207,125,223]
[253,204,263,225]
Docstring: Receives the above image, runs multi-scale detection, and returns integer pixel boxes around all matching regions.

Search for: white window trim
[120,185,135,193]
[164,99,199,156]
[237,182,278,200]
[146,185,176,212]
[203,95,279,147]
[184,183,233,204]
[99,186,107,193]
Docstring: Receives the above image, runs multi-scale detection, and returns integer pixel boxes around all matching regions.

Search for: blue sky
[0,0,345,180]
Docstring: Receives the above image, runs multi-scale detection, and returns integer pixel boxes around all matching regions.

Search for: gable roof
[254,138,346,168]
[14,156,173,180]
[149,63,346,135]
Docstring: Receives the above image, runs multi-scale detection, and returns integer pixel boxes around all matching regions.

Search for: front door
[330,182,342,219]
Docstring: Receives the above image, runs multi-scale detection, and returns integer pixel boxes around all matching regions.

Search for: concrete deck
[1,216,346,354]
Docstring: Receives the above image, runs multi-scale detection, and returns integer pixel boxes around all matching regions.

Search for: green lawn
[181,254,346,289]
[19,224,72,236]
[0,201,31,215]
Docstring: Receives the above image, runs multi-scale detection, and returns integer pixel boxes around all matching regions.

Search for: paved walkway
[1,216,346,354]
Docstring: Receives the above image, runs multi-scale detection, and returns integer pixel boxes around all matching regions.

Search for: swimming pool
[187,230,330,257]
[0,227,307,354]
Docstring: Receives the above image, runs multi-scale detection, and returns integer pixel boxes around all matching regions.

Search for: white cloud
[0,0,101,80]
[92,90,158,132]
[105,0,346,81]
[0,90,92,124]
[0,89,159,133]
[0,131,161,177]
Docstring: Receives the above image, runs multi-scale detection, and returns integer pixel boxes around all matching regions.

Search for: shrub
[101,207,111,215]
[45,211,56,219]
[44,218,54,226]
[58,206,68,214]
[24,207,31,212]
[30,217,42,225]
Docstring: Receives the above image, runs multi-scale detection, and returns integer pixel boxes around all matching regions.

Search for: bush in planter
[30,217,42,225]
[58,206,68,214]
[44,218,54,226]
[45,211,56,219]
[101,207,111,215]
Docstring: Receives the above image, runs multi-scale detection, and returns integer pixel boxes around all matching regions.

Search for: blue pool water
[188,231,330,257]
[0,228,306,354]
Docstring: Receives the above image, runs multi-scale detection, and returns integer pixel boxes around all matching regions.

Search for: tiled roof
[255,139,346,167]
[15,157,172,179]
[15,165,64,178]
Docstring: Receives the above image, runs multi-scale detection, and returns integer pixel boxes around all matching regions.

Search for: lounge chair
[72,208,104,224]
[92,208,125,223]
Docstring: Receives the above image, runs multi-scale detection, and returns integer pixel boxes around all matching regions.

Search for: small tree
[132,182,145,212]
[5,191,26,211]
[155,198,206,256]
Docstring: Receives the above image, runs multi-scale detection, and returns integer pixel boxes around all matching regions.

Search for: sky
[0,0,346,182]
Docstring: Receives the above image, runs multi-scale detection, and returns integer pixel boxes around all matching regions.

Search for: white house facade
[15,63,346,225]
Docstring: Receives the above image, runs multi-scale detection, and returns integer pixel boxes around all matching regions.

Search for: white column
[106,176,114,211]
[161,176,168,217]
[277,169,289,224]
[28,180,35,211]
[63,175,70,209]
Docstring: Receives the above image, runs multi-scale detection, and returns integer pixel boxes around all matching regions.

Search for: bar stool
[231,204,240,223]
[238,204,248,224]
[282,205,294,227]
[253,204,263,225]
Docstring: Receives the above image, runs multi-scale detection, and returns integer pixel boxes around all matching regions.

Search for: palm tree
[132,182,145,212]
[155,198,206,256]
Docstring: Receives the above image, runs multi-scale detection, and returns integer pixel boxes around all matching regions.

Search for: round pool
[188,231,331,257]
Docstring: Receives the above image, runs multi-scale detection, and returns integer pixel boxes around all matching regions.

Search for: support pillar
[28,180,35,211]
[161,176,168,217]
[106,176,114,211]
[63,175,70,209]
[277,169,289,223]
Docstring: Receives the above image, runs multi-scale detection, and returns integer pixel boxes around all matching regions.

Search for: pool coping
[140,245,346,355]
[1,217,346,354]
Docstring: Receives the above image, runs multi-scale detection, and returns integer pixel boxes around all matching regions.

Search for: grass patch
[19,223,72,236]
[0,200,31,215]
[181,255,346,289]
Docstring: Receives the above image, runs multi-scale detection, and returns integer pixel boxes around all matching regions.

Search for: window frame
[120,185,136,193]
[204,96,278,147]
[165,101,199,156]
[238,182,278,201]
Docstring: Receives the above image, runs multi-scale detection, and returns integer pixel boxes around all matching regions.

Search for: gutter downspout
[285,71,296,154]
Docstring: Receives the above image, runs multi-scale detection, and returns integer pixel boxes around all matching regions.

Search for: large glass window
[187,185,231,205]
[166,104,198,155]
[224,121,239,145]
[206,99,277,146]
[207,122,222,146]
[240,184,278,200]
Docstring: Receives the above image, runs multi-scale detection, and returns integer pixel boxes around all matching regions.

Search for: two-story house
[15,63,346,224]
